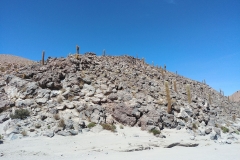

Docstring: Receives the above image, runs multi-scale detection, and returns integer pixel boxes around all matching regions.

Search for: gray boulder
[57,130,71,136]
[43,131,54,138]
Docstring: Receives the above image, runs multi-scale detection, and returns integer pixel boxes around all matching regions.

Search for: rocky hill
[0,53,239,142]
[230,90,240,102]
[0,54,36,75]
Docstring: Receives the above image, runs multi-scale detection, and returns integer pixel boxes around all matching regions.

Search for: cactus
[103,49,106,56]
[164,64,166,72]
[173,80,178,93]
[165,81,171,114]
[161,67,165,79]
[76,45,79,54]
[186,84,191,104]
[75,45,80,60]
[42,50,45,65]
[208,93,212,105]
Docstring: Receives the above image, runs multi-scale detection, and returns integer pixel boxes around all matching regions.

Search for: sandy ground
[1,124,240,160]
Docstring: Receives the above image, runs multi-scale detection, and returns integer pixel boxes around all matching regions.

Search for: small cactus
[161,67,165,79]
[103,49,106,56]
[76,45,80,54]
[42,50,45,65]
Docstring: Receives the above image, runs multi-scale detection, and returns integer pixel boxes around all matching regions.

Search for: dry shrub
[10,108,30,120]
[21,130,28,136]
[54,114,60,120]
[56,95,63,103]
[79,79,85,89]
[87,122,96,128]
[149,128,160,135]
[101,123,116,132]
[75,53,80,60]
[58,119,65,128]
[232,115,236,121]
[192,123,198,130]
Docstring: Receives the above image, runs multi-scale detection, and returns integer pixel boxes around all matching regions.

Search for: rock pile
[0,53,239,142]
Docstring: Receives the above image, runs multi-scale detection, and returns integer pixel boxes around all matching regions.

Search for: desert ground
[1,121,240,160]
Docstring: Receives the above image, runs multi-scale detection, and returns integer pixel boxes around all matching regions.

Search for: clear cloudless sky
[0,0,239,95]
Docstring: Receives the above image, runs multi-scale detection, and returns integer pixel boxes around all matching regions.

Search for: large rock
[91,97,100,104]
[57,130,71,136]
[108,93,118,101]
[15,99,36,107]
[35,98,48,105]
[0,113,9,123]
[112,103,136,126]
[91,125,103,133]
[81,84,95,97]
[43,131,54,138]
[5,127,20,135]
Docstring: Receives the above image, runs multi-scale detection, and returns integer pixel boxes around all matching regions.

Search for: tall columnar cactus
[161,67,165,79]
[186,84,191,104]
[173,80,178,93]
[42,50,45,65]
[76,45,80,54]
[103,49,106,56]
[165,81,171,114]
[164,64,166,72]
[208,93,212,105]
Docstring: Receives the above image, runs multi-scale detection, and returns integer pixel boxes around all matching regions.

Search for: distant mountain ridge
[230,90,240,102]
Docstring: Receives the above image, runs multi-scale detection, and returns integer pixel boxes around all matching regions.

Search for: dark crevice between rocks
[165,143,199,148]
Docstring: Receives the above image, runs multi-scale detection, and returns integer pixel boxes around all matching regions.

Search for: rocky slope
[0,54,36,75]
[0,53,239,143]
[230,90,240,102]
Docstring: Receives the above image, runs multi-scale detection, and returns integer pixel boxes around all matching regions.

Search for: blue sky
[0,0,239,95]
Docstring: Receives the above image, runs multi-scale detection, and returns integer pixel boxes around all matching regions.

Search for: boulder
[69,130,78,135]
[81,84,95,97]
[205,128,212,134]
[57,130,71,136]
[91,125,103,133]
[112,103,136,126]
[91,97,100,104]
[35,98,48,105]
[0,114,9,123]
[43,131,54,138]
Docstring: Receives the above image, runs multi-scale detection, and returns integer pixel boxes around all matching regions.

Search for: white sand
[1,125,240,160]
